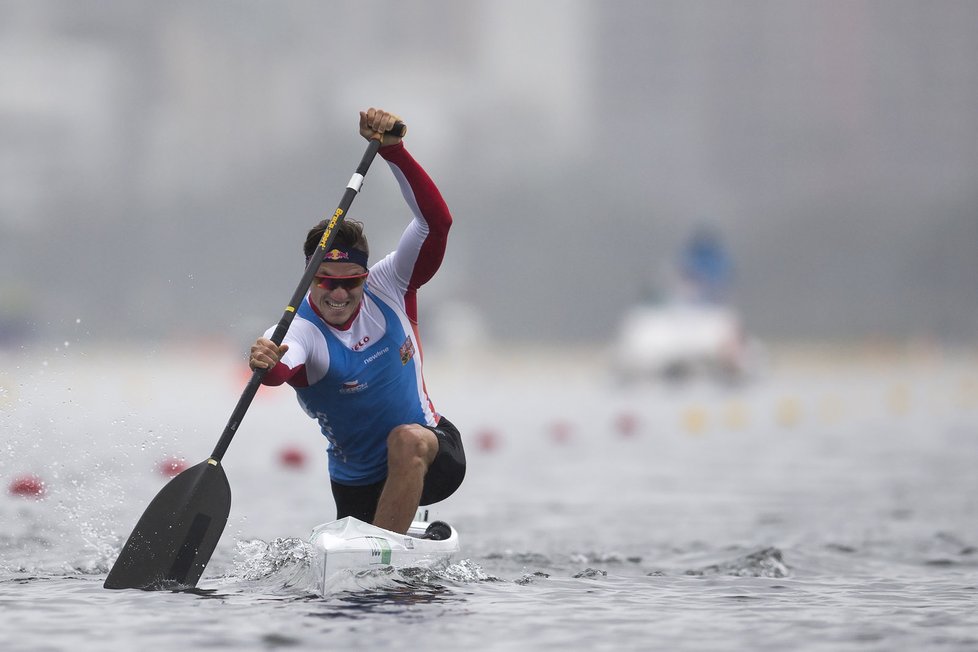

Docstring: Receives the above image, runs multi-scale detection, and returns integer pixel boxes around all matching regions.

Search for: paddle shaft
[210,126,403,462]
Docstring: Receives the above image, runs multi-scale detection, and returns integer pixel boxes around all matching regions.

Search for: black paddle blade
[104,459,231,590]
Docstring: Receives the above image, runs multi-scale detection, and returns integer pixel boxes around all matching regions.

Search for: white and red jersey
[261,142,452,484]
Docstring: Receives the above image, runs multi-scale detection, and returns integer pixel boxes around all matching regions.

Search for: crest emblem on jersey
[399,336,415,365]
[324,249,349,261]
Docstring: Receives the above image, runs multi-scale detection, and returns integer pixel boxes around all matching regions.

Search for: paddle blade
[104,459,231,590]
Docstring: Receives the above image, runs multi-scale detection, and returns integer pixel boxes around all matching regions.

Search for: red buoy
[549,420,573,444]
[9,474,45,498]
[614,412,640,437]
[157,457,188,478]
[279,446,307,469]
[475,429,501,453]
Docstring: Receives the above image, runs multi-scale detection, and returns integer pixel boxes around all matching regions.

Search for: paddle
[103,122,407,590]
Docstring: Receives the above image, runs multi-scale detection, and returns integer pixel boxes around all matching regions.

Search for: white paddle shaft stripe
[347,173,364,192]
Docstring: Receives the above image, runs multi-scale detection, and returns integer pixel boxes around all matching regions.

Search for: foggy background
[2,0,976,350]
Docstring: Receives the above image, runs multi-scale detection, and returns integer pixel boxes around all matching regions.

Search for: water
[2,342,977,651]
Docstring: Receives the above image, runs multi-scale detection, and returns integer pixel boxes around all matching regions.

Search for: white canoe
[308,516,459,592]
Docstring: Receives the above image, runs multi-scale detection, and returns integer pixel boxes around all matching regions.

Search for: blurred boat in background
[613,225,764,384]
[613,301,761,384]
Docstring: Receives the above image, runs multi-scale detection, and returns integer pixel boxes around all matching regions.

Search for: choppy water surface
[2,344,977,651]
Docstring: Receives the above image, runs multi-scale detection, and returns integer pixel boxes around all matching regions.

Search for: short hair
[303,219,369,260]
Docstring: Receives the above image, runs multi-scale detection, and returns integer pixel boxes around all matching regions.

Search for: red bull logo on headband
[306,242,368,268]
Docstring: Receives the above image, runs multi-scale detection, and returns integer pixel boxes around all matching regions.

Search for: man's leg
[373,424,439,533]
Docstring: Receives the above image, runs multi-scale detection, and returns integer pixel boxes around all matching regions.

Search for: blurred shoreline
[2,335,975,382]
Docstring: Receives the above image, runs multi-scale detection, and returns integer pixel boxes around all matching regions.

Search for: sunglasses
[313,272,368,291]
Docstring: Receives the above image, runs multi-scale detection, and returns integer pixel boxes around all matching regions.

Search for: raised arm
[380,141,453,290]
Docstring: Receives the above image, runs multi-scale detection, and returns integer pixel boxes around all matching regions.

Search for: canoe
[309,516,459,592]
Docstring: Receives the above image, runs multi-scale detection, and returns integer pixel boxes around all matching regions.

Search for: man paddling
[248,107,465,534]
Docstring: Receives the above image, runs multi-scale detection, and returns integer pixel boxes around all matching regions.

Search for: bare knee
[387,425,438,470]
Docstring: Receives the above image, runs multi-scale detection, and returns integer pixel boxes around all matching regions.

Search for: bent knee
[387,425,438,466]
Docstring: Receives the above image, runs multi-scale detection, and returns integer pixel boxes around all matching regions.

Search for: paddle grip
[390,121,407,138]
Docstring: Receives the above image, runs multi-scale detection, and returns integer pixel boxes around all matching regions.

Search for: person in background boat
[678,225,734,305]
[248,107,465,535]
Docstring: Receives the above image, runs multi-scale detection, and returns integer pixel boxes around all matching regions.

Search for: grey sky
[2,0,976,347]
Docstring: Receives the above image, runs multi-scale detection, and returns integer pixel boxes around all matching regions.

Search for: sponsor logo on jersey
[340,379,368,394]
[353,335,371,351]
[364,346,390,365]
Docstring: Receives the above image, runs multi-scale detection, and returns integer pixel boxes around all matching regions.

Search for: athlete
[248,108,464,535]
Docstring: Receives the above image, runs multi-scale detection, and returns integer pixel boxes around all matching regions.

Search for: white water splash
[229,537,315,591]
[686,547,790,578]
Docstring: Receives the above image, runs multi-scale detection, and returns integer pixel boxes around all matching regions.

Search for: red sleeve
[262,362,309,388]
[379,142,452,290]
